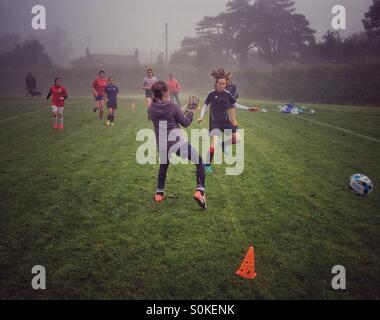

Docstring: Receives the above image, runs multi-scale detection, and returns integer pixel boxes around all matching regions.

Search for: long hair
[211,68,231,83]
[151,80,168,101]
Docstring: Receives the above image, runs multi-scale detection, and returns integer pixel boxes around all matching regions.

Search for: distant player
[226,74,239,100]
[92,70,107,120]
[167,74,182,107]
[105,76,119,127]
[142,68,157,119]
[46,77,68,130]
[198,68,258,173]
[149,80,207,209]
[226,72,259,135]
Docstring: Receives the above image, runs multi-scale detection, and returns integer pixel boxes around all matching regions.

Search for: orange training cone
[236,246,257,280]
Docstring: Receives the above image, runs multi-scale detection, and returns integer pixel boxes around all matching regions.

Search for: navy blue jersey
[205,90,236,122]
[226,84,239,100]
[105,84,119,104]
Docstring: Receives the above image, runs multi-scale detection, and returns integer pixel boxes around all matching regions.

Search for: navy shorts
[107,102,117,109]
[95,95,105,101]
[145,89,153,98]
[209,120,238,136]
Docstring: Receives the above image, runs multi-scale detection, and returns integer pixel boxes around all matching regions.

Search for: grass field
[0,96,379,300]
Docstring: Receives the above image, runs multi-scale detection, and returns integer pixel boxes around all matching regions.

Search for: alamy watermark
[31,265,46,290]
[332,5,346,30]
[136,123,245,176]
[31,5,46,30]
[331,265,346,290]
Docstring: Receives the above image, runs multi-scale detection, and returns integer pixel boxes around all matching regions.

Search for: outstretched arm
[233,103,259,112]
[198,103,209,122]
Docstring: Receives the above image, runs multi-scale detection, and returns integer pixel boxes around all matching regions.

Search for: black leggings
[157,143,205,193]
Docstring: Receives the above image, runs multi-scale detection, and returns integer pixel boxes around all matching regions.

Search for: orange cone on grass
[236,246,257,280]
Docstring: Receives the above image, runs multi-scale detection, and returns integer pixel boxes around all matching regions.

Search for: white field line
[294,115,380,144]
[0,107,46,124]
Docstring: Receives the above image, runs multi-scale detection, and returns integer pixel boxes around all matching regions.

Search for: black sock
[111,115,114,123]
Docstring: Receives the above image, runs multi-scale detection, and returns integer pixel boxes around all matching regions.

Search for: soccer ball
[310,109,316,115]
[348,174,373,196]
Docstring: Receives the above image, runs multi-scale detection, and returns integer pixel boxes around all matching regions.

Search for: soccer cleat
[154,193,166,203]
[53,123,58,129]
[106,120,110,126]
[205,165,213,173]
[59,124,64,130]
[193,191,207,209]
[110,122,114,126]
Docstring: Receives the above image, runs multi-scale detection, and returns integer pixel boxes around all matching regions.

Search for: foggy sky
[0,0,374,65]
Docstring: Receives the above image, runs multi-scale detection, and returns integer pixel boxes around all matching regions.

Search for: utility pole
[165,23,168,65]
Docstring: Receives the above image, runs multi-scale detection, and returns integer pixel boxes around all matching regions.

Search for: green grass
[0,96,379,299]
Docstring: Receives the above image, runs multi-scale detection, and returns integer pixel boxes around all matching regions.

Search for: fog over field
[0,0,373,65]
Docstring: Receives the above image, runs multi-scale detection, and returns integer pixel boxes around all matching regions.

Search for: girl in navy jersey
[198,68,258,173]
[105,76,119,126]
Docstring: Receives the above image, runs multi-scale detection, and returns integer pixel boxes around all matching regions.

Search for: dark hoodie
[149,100,193,150]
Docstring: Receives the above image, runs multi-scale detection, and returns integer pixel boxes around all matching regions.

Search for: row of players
[46,68,259,208]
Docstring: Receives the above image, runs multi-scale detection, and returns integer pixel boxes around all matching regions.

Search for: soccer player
[167,74,182,107]
[46,77,68,130]
[198,68,258,173]
[226,74,239,100]
[142,68,157,119]
[226,73,259,138]
[105,76,119,126]
[92,70,107,120]
[149,80,207,209]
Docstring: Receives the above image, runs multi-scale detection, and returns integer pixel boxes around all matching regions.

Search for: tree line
[171,0,380,69]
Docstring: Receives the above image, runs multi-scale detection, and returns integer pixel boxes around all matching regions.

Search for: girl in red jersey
[92,70,107,120]
[46,77,68,130]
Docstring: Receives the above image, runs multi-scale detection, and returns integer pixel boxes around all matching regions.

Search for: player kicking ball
[198,68,258,173]
[105,76,119,127]
[149,81,207,209]
[46,77,68,130]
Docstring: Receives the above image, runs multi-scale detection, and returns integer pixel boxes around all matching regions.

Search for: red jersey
[48,85,68,107]
[92,77,107,96]
[167,78,181,93]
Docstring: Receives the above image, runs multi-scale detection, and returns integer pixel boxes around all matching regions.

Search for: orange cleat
[193,191,207,209]
[53,123,58,129]
[59,124,64,130]
[154,193,165,203]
